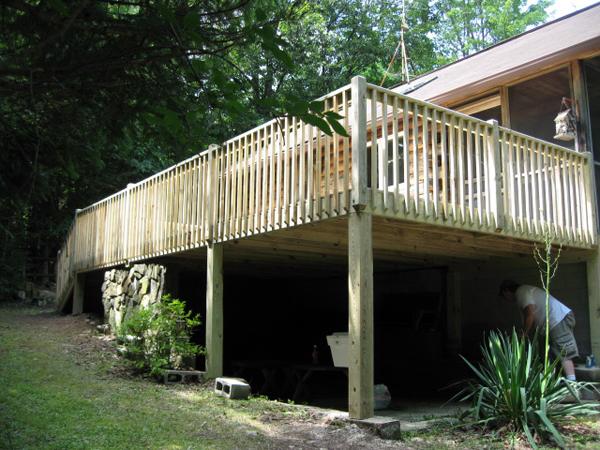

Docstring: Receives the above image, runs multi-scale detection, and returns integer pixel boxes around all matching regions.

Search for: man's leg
[562,359,576,380]
[550,312,579,381]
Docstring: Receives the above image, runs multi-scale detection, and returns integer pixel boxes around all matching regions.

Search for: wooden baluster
[457,119,465,224]
[413,102,420,216]
[332,95,340,215]
[466,121,473,224]
[423,106,430,218]
[432,108,439,219]
[391,96,399,210]
[342,89,350,212]
[474,123,482,226]
[381,92,389,210]
[307,123,314,221]
[523,138,531,236]
[448,115,457,222]
[370,88,378,206]
[440,111,448,220]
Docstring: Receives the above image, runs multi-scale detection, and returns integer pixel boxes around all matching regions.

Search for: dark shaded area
[174,266,468,406]
[509,68,574,149]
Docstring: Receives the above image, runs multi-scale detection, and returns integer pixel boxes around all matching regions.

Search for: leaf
[286,99,310,116]
[48,0,69,16]
[327,117,349,137]
[255,8,267,22]
[309,101,325,113]
[183,11,200,30]
[324,111,344,120]
[190,59,207,75]
[300,114,332,136]
[269,46,293,70]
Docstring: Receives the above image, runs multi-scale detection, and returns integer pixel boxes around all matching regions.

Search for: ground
[2,303,600,449]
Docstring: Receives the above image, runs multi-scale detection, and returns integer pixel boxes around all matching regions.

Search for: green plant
[533,233,562,371]
[455,329,596,449]
[119,294,203,377]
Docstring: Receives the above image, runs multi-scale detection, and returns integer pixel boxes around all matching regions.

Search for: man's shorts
[550,312,579,360]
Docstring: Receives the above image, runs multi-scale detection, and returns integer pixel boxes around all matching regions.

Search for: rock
[148,279,159,301]
[139,277,149,295]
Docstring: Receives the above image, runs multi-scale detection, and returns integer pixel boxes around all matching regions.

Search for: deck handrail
[55,76,597,307]
[362,81,596,246]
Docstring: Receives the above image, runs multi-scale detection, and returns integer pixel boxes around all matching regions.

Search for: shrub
[119,294,203,377]
[455,329,596,448]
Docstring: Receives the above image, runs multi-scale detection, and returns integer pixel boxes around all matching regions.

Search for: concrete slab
[350,416,402,440]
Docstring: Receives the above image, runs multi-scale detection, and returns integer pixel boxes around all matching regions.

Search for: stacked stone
[101,264,166,333]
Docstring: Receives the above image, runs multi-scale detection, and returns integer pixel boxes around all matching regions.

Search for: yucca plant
[455,329,597,448]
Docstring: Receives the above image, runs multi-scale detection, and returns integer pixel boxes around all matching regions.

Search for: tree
[431,0,552,63]
[0,0,304,293]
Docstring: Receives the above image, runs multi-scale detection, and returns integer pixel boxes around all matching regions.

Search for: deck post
[587,243,600,356]
[348,210,374,419]
[206,243,224,378]
[72,272,85,315]
[351,76,368,210]
[123,183,135,260]
[445,268,462,355]
[487,119,505,231]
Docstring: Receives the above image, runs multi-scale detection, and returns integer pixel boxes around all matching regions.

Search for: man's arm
[522,304,536,337]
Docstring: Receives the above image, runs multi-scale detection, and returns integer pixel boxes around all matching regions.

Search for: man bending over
[499,280,578,381]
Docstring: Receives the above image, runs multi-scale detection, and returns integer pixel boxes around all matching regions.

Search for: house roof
[392,2,600,105]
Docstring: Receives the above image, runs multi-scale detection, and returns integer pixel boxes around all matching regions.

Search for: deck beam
[348,211,374,419]
[206,243,224,378]
[72,272,85,315]
[587,242,600,356]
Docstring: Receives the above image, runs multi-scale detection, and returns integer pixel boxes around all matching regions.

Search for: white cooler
[327,332,349,367]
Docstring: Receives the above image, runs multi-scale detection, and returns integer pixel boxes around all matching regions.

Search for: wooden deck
[56,76,597,309]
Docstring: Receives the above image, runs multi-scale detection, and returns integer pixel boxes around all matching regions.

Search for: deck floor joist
[153,215,592,278]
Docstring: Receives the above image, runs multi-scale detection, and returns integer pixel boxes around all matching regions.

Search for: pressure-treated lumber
[348,211,374,419]
[445,268,462,355]
[587,243,600,356]
[206,243,224,379]
[72,272,85,315]
[351,76,368,209]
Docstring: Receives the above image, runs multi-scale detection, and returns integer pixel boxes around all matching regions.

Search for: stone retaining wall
[101,264,166,332]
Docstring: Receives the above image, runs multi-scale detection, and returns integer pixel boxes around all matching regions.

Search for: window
[367,137,404,189]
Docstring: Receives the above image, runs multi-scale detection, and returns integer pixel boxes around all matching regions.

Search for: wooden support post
[587,244,600,356]
[487,119,505,231]
[123,183,135,260]
[445,268,462,355]
[572,60,598,236]
[351,76,368,210]
[206,243,224,379]
[348,211,374,419]
[72,272,85,316]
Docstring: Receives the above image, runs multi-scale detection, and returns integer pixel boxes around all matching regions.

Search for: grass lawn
[2,302,600,449]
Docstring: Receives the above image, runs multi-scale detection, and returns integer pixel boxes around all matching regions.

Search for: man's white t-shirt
[515,285,571,330]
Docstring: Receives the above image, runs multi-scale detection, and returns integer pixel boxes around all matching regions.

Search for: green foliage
[119,295,203,378]
[432,0,552,63]
[533,233,562,371]
[456,329,597,448]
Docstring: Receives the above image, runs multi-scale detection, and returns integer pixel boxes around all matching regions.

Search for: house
[56,4,600,420]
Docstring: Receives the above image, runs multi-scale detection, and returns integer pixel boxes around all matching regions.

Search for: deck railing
[363,83,596,244]
[56,76,597,306]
